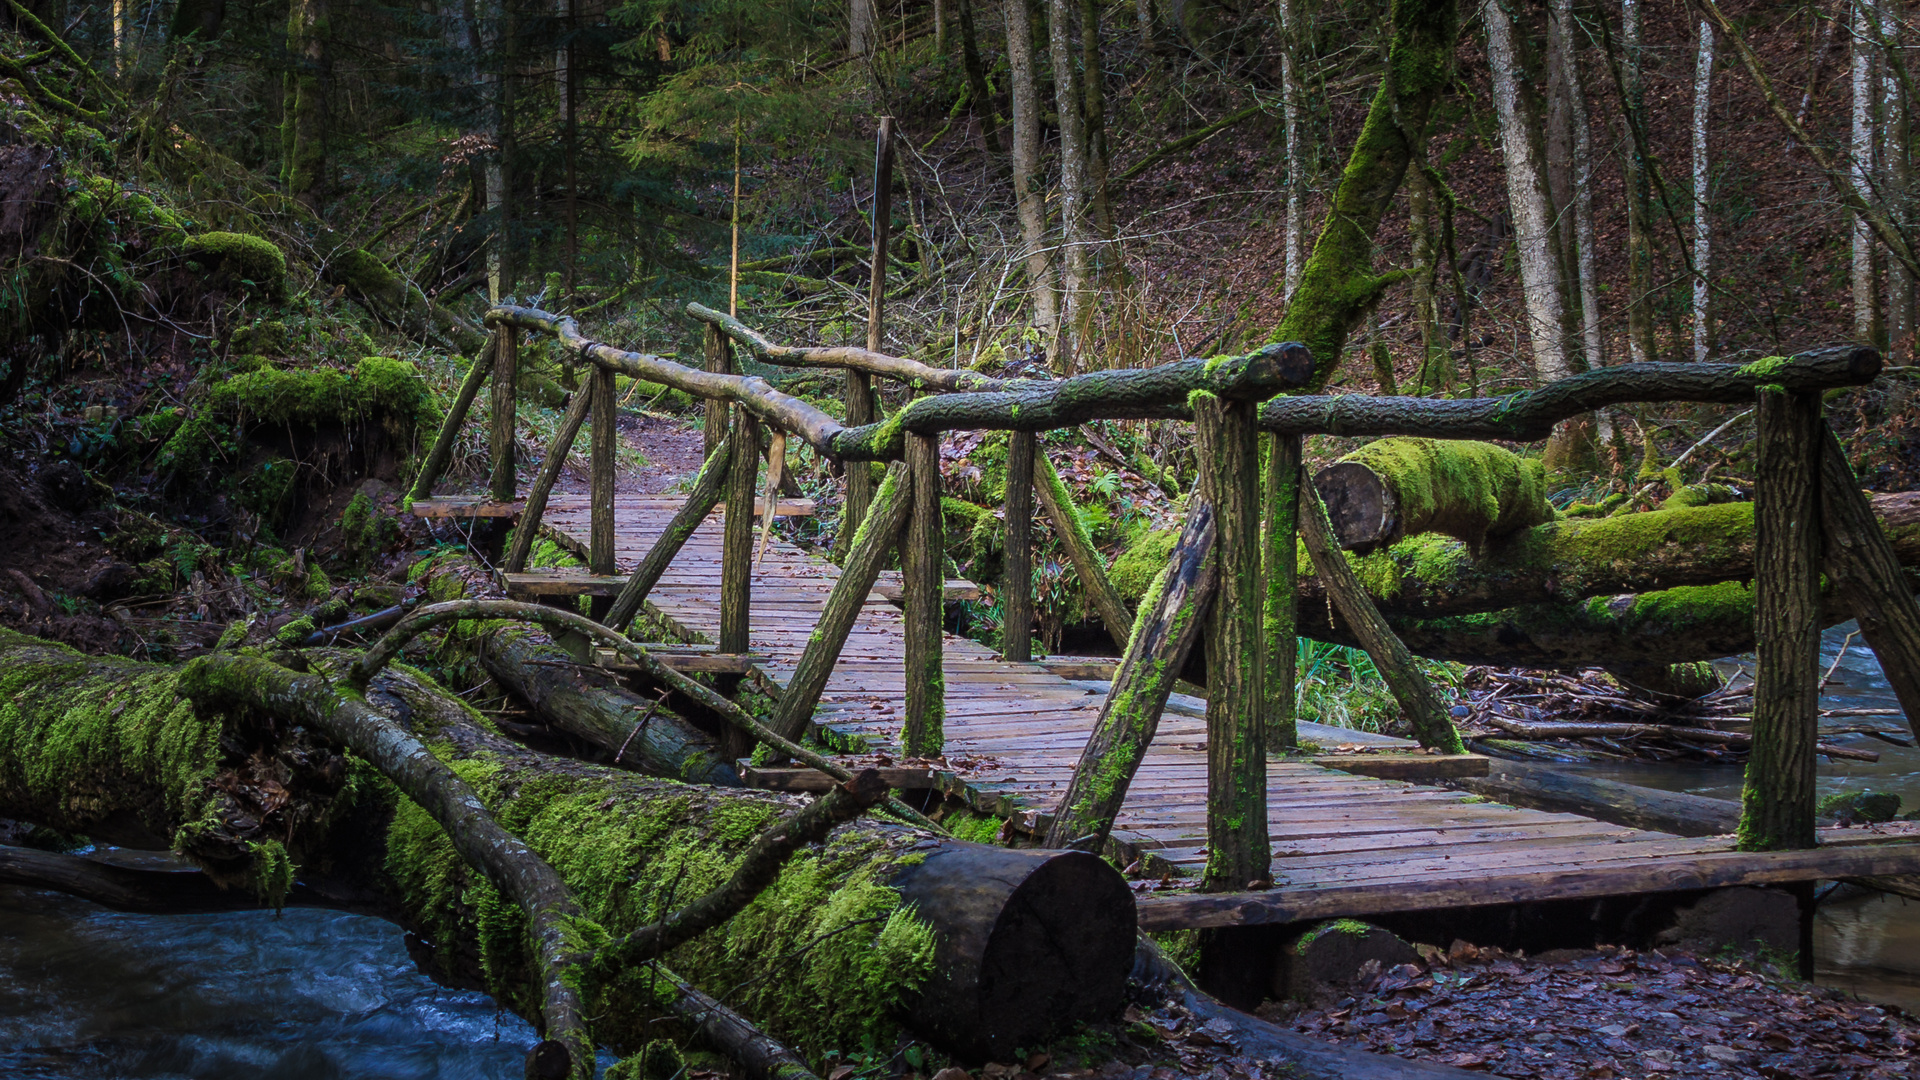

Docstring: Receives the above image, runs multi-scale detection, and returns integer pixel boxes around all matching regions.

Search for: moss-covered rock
[183,232,286,300]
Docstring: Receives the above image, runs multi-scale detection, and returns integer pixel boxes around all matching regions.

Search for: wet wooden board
[539,493,1920,927]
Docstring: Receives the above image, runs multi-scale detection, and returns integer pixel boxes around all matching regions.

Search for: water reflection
[0,884,539,1079]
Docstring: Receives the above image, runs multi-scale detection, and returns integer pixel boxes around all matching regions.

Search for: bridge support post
[588,364,618,621]
[409,329,497,503]
[1193,392,1269,894]
[1262,433,1302,750]
[718,406,759,757]
[489,326,519,503]
[1740,387,1823,851]
[606,435,733,632]
[1002,431,1036,662]
[703,323,731,456]
[903,432,945,758]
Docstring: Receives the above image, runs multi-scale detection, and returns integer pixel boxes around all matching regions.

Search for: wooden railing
[407,305,1904,889]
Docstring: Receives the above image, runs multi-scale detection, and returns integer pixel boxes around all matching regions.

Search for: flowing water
[0,884,543,1078]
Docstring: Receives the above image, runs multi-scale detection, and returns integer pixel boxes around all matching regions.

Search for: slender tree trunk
[1484,0,1574,385]
[1279,0,1306,298]
[1050,0,1091,370]
[935,0,948,53]
[850,0,877,55]
[1620,0,1658,364]
[1082,0,1112,240]
[958,0,1002,150]
[1886,8,1914,351]
[482,0,514,301]
[1007,0,1058,339]
[1856,0,1885,345]
[1693,19,1714,362]
[1552,0,1604,379]
[281,0,330,210]
[1407,165,1451,393]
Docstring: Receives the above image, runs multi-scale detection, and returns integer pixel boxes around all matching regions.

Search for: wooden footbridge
[405,294,1920,937]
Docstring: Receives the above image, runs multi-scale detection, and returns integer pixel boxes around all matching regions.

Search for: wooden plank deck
[539,492,1920,925]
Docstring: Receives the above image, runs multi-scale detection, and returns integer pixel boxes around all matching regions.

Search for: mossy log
[1260,346,1881,438]
[689,303,1022,393]
[1035,450,1134,650]
[0,629,1135,1063]
[1314,438,1554,552]
[326,247,488,353]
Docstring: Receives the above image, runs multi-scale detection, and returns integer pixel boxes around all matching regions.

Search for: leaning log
[1314,438,1555,552]
[0,629,1136,1063]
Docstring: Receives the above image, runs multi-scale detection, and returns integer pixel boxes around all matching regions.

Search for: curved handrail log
[1258,345,1883,441]
[486,305,851,454]
[685,301,1032,393]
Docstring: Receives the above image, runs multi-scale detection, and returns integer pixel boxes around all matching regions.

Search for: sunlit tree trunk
[1855,0,1885,345]
[1483,0,1574,384]
[1279,0,1306,298]
[1050,0,1091,369]
[1692,19,1714,362]
[1006,0,1058,340]
[1620,0,1658,363]
[484,0,515,302]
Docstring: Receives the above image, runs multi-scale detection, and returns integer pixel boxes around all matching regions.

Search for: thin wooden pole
[1262,433,1303,749]
[1044,498,1217,851]
[770,463,913,742]
[843,118,895,549]
[1298,479,1464,754]
[1035,450,1132,650]
[489,326,519,502]
[902,432,945,758]
[589,366,617,580]
[1740,388,1823,851]
[605,436,733,632]
[503,377,593,573]
[409,330,496,503]
[720,405,758,660]
[1193,393,1269,893]
[1818,421,1920,741]
[1002,430,1036,662]
[703,326,730,457]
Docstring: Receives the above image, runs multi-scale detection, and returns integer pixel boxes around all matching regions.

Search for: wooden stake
[720,406,758,659]
[1298,478,1464,754]
[902,432,945,758]
[756,430,786,569]
[605,435,733,632]
[703,323,730,457]
[1194,393,1269,893]
[1262,433,1303,750]
[843,118,895,549]
[409,330,496,503]
[1002,430,1036,662]
[1818,421,1920,741]
[589,366,616,579]
[1741,388,1823,851]
[1044,498,1217,851]
[770,463,913,742]
[504,377,593,573]
[489,326,518,503]
[1034,450,1132,650]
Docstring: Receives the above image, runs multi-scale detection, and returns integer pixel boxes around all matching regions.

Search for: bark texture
[903,434,947,758]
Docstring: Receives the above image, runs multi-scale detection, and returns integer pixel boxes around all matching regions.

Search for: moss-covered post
[1740,388,1824,851]
[844,119,896,552]
[1045,498,1218,851]
[1262,433,1302,749]
[408,331,496,503]
[903,433,945,758]
[1193,392,1269,893]
[771,464,913,742]
[1298,479,1465,753]
[1002,431,1037,662]
[503,377,593,574]
[1818,421,1920,741]
[1035,450,1133,650]
[588,364,617,619]
[489,326,518,503]
[703,324,730,457]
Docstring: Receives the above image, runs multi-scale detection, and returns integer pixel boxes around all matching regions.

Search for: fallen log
[0,628,1137,1063]
[1314,438,1555,551]
[1449,758,1740,836]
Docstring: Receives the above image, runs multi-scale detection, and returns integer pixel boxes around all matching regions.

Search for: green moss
[1737,356,1792,379]
[249,838,295,909]
[606,1042,687,1080]
[183,232,287,300]
[940,810,1007,846]
[1110,527,1179,604]
[1294,918,1377,954]
[1333,438,1554,549]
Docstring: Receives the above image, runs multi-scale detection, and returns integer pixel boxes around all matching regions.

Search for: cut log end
[1313,461,1396,551]
[892,847,1135,1061]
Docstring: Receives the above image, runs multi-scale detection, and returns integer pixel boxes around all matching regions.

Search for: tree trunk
[1856,0,1885,346]
[0,631,1135,1064]
[1082,0,1112,239]
[1007,0,1058,339]
[1003,431,1036,661]
[1050,0,1091,369]
[958,0,1002,150]
[1263,434,1302,750]
[1045,498,1216,851]
[281,0,330,209]
[1619,0,1658,364]
[490,326,518,502]
[1194,393,1268,893]
[1692,19,1714,362]
[1554,0,1604,383]
[850,0,877,55]
[1279,0,1306,298]
[1739,389,1823,851]
[1483,0,1573,386]
[1887,11,1914,351]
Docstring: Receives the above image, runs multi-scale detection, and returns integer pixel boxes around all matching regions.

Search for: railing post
[1262,433,1303,749]
[703,324,731,456]
[1740,387,1824,851]
[588,364,617,620]
[720,405,758,659]
[902,431,945,758]
[1192,392,1268,894]
[503,373,593,574]
[410,329,497,503]
[489,326,519,503]
[1002,431,1036,662]
[842,118,894,552]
